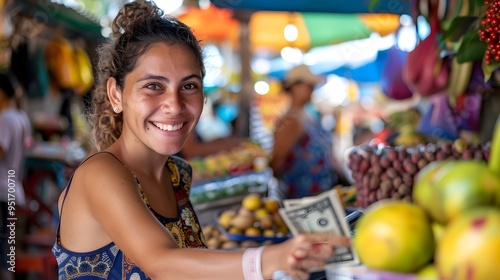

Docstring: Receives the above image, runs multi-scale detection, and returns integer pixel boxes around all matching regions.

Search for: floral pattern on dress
[279,116,339,199]
[54,153,206,280]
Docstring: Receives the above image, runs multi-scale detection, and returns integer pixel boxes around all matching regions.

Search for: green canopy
[11,0,103,40]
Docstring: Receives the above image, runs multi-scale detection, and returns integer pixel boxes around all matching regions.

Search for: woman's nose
[160,92,184,114]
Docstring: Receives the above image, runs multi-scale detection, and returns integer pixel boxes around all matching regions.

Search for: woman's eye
[183,83,197,90]
[146,83,161,90]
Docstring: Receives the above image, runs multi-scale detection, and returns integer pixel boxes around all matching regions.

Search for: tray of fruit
[190,168,272,206]
[347,139,490,208]
[216,193,291,243]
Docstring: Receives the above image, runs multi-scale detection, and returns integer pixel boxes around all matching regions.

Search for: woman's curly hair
[88,0,205,151]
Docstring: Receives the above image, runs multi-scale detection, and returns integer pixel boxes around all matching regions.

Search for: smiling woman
[51,0,352,279]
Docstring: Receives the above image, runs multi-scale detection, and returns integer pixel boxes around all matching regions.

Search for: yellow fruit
[230,214,255,230]
[245,227,261,237]
[218,210,236,229]
[228,227,243,235]
[258,215,273,229]
[452,138,468,153]
[436,207,500,280]
[263,229,275,237]
[242,194,262,211]
[416,263,438,280]
[354,200,435,273]
[206,237,221,249]
[264,198,281,213]
[254,208,269,220]
[414,160,500,225]
[238,207,253,217]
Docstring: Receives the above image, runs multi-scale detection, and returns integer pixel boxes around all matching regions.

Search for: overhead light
[284,23,298,42]
[280,46,302,64]
[254,81,270,95]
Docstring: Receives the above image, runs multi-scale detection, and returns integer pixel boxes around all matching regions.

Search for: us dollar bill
[279,189,359,269]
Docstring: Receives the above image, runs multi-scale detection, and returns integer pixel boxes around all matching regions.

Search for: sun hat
[283,64,322,90]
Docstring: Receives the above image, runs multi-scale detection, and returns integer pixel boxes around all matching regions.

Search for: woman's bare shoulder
[72,152,136,192]
[275,113,302,137]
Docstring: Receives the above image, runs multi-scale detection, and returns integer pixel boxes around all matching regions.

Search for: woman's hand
[262,233,351,280]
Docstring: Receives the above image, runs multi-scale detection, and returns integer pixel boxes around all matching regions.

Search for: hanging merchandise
[417,92,459,141]
[403,0,450,97]
[451,61,488,133]
[380,44,413,100]
[73,46,93,96]
[28,46,50,98]
[44,36,80,90]
[10,42,32,91]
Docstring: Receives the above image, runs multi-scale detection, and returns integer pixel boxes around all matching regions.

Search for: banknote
[279,189,360,269]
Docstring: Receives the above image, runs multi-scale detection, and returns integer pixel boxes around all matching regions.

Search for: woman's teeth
[153,122,183,131]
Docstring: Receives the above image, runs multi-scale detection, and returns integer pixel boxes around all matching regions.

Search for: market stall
[3,0,500,278]
[0,1,100,278]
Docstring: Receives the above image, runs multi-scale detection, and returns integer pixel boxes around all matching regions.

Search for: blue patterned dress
[278,115,339,199]
[52,152,207,279]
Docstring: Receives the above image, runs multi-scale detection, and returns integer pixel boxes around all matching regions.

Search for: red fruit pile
[348,141,490,208]
[479,0,500,65]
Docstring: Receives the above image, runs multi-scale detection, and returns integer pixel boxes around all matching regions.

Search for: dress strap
[56,151,128,243]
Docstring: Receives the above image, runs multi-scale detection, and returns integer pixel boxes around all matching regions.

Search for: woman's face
[118,43,204,155]
[291,82,314,104]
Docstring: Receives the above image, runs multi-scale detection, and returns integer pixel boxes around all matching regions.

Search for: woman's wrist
[242,246,266,280]
[260,245,280,280]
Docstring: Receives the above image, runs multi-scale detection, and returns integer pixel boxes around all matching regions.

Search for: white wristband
[242,246,266,280]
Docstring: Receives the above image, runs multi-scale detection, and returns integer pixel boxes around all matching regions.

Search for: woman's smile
[152,121,184,132]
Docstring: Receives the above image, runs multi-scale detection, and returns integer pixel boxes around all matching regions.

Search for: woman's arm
[66,153,348,279]
[180,132,246,159]
[270,115,304,176]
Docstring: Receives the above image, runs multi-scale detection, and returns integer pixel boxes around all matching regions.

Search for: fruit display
[190,140,268,184]
[189,168,272,206]
[215,193,290,243]
[348,139,490,208]
[350,118,500,277]
[413,160,500,225]
[385,108,426,147]
[436,207,500,280]
[201,224,275,250]
[354,200,435,274]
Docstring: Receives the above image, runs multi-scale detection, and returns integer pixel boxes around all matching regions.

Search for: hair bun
[112,0,163,37]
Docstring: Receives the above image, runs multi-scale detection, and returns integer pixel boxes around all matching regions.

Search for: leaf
[369,0,382,12]
[456,29,487,63]
[482,59,500,82]
[475,0,486,7]
[442,16,479,42]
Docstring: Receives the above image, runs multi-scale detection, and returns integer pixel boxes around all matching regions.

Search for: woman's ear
[107,77,122,112]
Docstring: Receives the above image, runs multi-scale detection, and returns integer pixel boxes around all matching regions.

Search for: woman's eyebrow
[136,74,202,83]
[137,75,169,83]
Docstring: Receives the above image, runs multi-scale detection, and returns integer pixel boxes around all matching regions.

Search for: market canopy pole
[232,10,253,137]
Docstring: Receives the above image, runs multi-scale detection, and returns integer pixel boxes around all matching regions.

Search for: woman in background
[270,65,340,199]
